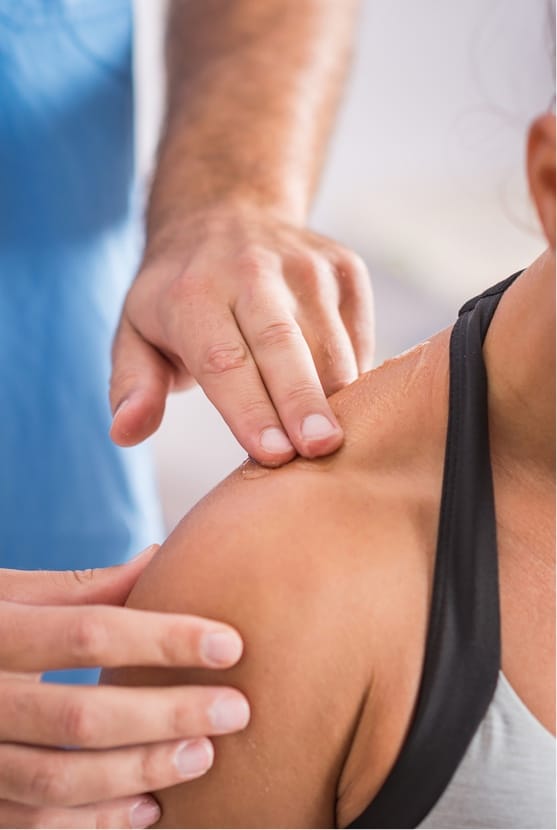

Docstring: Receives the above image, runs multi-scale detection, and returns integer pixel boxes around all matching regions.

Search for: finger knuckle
[236,246,278,280]
[28,762,69,807]
[168,271,209,307]
[254,319,300,351]
[340,248,368,274]
[68,611,108,664]
[166,274,190,305]
[200,340,248,376]
[170,700,197,736]
[284,380,323,407]
[337,251,370,292]
[238,397,274,421]
[293,253,324,290]
[61,700,98,747]
[138,746,163,790]
[320,331,347,362]
[157,619,193,664]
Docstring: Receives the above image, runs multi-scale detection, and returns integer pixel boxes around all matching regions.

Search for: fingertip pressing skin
[259,425,295,455]
[298,412,344,456]
[254,429,297,466]
[281,410,344,461]
[253,420,344,466]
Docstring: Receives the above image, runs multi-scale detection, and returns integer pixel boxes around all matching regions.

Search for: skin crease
[104,115,555,828]
[110,0,376,467]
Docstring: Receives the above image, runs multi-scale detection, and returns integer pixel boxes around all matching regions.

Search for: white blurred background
[133,0,554,531]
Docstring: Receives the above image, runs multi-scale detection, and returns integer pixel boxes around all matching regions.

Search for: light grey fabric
[419,672,556,829]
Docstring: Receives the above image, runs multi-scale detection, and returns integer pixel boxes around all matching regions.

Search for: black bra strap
[349,271,523,829]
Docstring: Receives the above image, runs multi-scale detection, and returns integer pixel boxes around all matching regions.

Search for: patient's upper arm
[105,462,373,829]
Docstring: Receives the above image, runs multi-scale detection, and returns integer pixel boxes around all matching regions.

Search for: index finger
[0,602,243,672]
[179,306,298,466]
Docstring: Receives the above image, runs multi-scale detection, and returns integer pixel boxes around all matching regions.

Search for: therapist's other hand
[0,548,248,829]
[110,205,374,466]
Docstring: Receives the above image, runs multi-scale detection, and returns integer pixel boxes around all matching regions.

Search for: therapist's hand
[110,205,374,466]
[0,548,248,829]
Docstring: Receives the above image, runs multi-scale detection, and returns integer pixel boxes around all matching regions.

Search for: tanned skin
[105,115,555,828]
[110,0,375,466]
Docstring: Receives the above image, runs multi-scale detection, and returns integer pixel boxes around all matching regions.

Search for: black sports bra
[348,271,523,829]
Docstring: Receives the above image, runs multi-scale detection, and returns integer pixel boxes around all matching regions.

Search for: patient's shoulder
[130,327,449,622]
[128,327,446,629]
[122,455,386,826]
[119,330,449,827]
[121,456,424,826]
[128,446,391,655]
[133,332,447,603]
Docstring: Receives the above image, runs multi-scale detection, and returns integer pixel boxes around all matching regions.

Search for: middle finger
[234,285,344,458]
[0,602,243,672]
[0,681,250,748]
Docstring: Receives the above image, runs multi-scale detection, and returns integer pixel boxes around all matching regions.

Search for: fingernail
[201,630,243,666]
[130,797,161,829]
[113,398,129,419]
[260,426,294,453]
[209,693,251,732]
[301,414,337,441]
[174,738,214,778]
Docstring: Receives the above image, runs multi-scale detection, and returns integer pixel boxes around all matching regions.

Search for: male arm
[110,0,374,465]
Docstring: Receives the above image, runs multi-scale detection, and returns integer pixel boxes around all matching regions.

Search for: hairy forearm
[146,0,360,243]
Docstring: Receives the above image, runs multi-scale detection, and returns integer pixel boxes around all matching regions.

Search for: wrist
[143,195,306,261]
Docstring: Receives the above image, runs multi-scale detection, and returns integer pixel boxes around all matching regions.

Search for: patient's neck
[484,249,556,481]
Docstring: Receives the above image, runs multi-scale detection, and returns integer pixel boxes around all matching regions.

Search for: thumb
[110,317,173,446]
[0,545,160,607]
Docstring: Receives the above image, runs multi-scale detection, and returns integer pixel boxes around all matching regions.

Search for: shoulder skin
[106,328,450,828]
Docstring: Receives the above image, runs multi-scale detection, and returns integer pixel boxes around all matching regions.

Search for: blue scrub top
[0,0,164,678]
